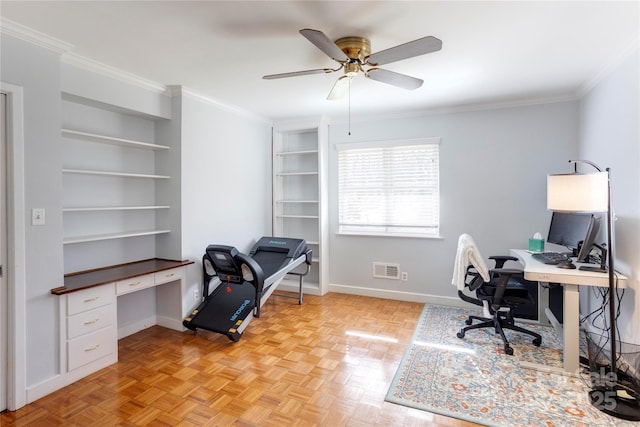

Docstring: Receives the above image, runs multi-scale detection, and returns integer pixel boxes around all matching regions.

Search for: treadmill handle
[234,253,266,317]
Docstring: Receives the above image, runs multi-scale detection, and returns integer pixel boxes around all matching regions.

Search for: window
[337,138,440,238]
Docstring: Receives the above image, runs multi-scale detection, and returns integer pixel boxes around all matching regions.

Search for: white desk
[51,259,194,390]
[510,249,627,374]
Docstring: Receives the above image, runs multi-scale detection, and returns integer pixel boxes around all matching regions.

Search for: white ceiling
[1,1,638,121]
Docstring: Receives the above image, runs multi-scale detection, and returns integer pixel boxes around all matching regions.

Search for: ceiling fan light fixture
[344,62,360,76]
[327,75,351,100]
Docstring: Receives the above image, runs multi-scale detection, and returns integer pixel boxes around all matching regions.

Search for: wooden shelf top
[52,258,194,295]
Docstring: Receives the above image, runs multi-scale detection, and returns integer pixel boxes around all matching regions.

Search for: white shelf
[277,215,319,219]
[63,229,171,245]
[276,200,318,204]
[276,171,318,176]
[62,129,170,151]
[63,206,170,212]
[62,169,170,179]
[276,150,318,156]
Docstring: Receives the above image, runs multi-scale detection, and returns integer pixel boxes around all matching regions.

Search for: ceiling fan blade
[366,36,442,66]
[263,68,333,79]
[365,68,423,90]
[327,75,351,100]
[300,28,349,62]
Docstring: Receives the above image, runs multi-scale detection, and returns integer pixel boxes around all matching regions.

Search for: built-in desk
[50,258,194,389]
[511,249,627,374]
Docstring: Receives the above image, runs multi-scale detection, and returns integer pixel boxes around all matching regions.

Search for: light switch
[32,208,45,225]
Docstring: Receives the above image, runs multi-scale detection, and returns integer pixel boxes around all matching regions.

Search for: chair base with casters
[455,251,542,356]
[456,306,542,355]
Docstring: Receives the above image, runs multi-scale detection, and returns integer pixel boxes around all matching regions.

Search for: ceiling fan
[263,28,442,100]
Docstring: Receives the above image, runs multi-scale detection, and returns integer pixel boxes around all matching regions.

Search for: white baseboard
[327,282,470,308]
[26,354,116,404]
[26,374,65,404]
[117,315,157,339]
[156,315,185,332]
[275,282,324,297]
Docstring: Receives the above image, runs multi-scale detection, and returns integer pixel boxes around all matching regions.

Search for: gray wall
[1,35,64,386]
[179,91,272,305]
[328,102,579,303]
[578,48,639,344]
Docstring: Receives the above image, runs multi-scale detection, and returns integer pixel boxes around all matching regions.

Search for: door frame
[0,82,27,411]
[0,91,5,412]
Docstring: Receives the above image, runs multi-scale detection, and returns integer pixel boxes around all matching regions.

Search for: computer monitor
[576,215,602,262]
[546,212,592,255]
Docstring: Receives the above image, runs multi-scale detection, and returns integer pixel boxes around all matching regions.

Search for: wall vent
[373,262,400,280]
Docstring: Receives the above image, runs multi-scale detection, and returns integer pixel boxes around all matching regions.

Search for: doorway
[1,82,26,411]
[1,92,7,412]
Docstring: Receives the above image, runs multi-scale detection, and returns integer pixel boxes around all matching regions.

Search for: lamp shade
[547,172,608,212]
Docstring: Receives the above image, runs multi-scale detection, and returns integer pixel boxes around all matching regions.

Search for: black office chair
[454,234,542,355]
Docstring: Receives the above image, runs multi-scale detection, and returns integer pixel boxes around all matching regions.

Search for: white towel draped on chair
[451,233,490,290]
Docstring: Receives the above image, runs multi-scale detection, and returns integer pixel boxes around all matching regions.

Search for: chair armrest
[489,255,519,269]
[492,267,523,275]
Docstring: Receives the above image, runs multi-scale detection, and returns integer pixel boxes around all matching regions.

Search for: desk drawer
[116,273,154,296]
[154,268,183,285]
[67,326,117,371]
[67,285,115,316]
[67,305,115,339]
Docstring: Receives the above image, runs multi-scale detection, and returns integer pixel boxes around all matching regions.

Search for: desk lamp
[547,160,639,420]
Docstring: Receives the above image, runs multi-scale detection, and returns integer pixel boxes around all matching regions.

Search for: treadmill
[183,237,312,342]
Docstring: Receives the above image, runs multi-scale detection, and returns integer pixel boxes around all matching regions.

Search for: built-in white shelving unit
[272,119,329,295]
[61,100,173,271]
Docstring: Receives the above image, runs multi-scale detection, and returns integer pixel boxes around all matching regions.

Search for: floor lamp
[547,160,639,420]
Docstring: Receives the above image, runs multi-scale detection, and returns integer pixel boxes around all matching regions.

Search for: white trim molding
[172,86,270,124]
[0,18,72,53]
[328,282,467,307]
[0,81,27,410]
[62,52,167,95]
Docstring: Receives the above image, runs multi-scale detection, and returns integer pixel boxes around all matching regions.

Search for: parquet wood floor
[1,292,481,426]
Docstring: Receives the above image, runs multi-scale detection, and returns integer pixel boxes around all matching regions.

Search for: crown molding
[173,86,270,124]
[0,18,73,53]
[577,39,639,98]
[328,93,580,124]
[62,52,167,95]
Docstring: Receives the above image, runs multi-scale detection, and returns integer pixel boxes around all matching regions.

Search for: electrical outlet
[193,289,199,301]
[401,272,408,281]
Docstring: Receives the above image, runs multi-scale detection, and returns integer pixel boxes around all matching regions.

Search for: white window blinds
[337,138,440,237]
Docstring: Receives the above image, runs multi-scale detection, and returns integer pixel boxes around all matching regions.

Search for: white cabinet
[272,120,329,295]
[63,284,117,373]
[55,259,193,384]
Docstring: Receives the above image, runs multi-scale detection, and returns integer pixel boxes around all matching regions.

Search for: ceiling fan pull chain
[348,77,351,136]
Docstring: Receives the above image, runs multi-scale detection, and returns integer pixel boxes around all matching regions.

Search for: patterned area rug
[386,304,639,427]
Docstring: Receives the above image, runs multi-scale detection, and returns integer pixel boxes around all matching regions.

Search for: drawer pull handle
[129,281,142,287]
[84,344,100,352]
[165,273,175,278]
[83,297,99,303]
[84,319,99,325]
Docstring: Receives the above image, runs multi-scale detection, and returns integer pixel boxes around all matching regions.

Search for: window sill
[336,231,443,239]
